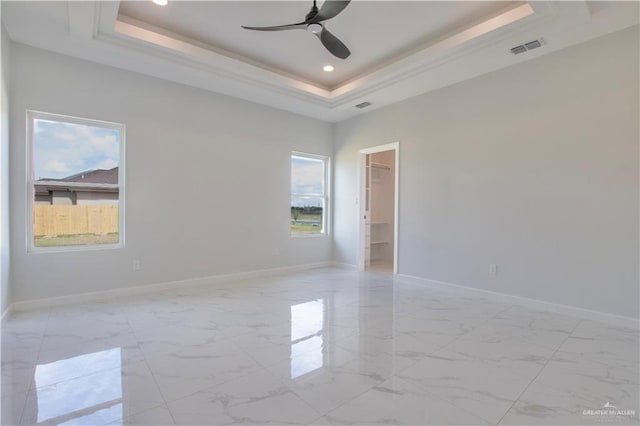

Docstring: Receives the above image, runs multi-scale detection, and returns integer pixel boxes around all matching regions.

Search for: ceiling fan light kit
[307,23,323,34]
[241,0,352,60]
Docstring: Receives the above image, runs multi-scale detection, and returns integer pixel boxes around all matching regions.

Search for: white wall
[10,43,333,303]
[334,26,639,319]
[1,22,10,315]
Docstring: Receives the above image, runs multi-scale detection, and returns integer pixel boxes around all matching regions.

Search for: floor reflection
[34,348,123,424]
[290,299,325,379]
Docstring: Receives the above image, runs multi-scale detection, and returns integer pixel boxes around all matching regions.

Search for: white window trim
[291,151,330,238]
[26,110,126,253]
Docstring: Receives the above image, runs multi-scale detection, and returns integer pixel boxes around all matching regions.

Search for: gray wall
[1,22,10,315]
[51,191,75,206]
[6,26,639,319]
[10,43,333,303]
[333,26,639,318]
[76,192,118,205]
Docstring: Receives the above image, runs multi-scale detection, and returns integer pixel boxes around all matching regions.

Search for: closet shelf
[370,162,391,170]
[371,222,387,225]
[370,240,389,245]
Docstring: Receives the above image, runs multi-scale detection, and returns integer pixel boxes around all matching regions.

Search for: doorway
[358,142,399,273]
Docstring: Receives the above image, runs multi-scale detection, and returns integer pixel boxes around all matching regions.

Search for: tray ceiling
[2,1,638,122]
[117,1,519,89]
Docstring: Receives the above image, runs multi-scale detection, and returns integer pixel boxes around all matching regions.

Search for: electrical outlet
[132,260,141,271]
[489,264,498,275]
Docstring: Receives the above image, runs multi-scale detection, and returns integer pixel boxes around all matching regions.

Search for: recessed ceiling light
[152,0,168,5]
[323,65,334,72]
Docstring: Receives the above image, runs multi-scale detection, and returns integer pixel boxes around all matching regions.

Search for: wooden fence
[34,205,119,236]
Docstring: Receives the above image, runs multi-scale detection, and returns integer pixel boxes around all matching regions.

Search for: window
[291,152,328,236]
[27,111,125,251]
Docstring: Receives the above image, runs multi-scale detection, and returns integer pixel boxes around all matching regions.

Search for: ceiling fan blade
[318,27,350,59]
[241,22,306,31]
[311,0,351,23]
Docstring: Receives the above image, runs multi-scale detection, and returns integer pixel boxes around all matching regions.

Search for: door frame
[357,142,400,273]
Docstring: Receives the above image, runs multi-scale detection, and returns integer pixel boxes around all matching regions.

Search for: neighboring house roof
[41,167,118,184]
[35,167,119,193]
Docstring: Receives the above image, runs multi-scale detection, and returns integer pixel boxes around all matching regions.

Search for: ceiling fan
[241,0,351,59]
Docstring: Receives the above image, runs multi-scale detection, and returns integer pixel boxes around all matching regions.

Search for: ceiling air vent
[355,101,372,109]
[525,40,542,50]
[510,45,527,55]
[510,39,544,55]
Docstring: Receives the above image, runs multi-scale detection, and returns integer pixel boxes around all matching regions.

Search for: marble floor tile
[2,267,638,425]
[2,308,50,339]
[167,370,320,425]
[532,351,639,410]
[396,349,534,424]
[499,379,639,425]
[265,343,357,382]
[462,317,573,351]
[43,302,130,340]
[37,330,143,367]
[228,329,302,367]
[140,339,263,401]
[337,351,418,383]
[331,332,434,380]
[558,320,640,365]
[492,306,581,334]
[2,313,43,389]
[283,363,386,414]
[132,323,227,347]
[443,333,557,381]
[110,405,177,426]
[325,376,489,425]
[1,390,27,426]
[1,361,37,396]
[19,359,166,426]
[307,415,335,425]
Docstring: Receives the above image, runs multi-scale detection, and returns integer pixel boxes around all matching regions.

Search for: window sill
[28,243,124,254]
[291,233,329,239]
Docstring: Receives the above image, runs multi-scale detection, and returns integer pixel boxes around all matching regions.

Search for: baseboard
[7,264,637,330]
[331,261,358,269]
[396,274,639,330]
[1,303,11,323]
[9,261,332,313]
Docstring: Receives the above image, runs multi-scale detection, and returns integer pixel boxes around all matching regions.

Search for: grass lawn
[34,233,119,247]
[291,223,324,234]
[292,212,322,221]
[291,213,323,235]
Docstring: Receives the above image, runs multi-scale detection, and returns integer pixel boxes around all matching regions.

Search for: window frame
[26,110,126,253]
[290,151,330,238]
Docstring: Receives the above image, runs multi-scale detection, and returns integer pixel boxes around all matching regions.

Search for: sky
[291,156,324,208]
[33,119,120,180]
